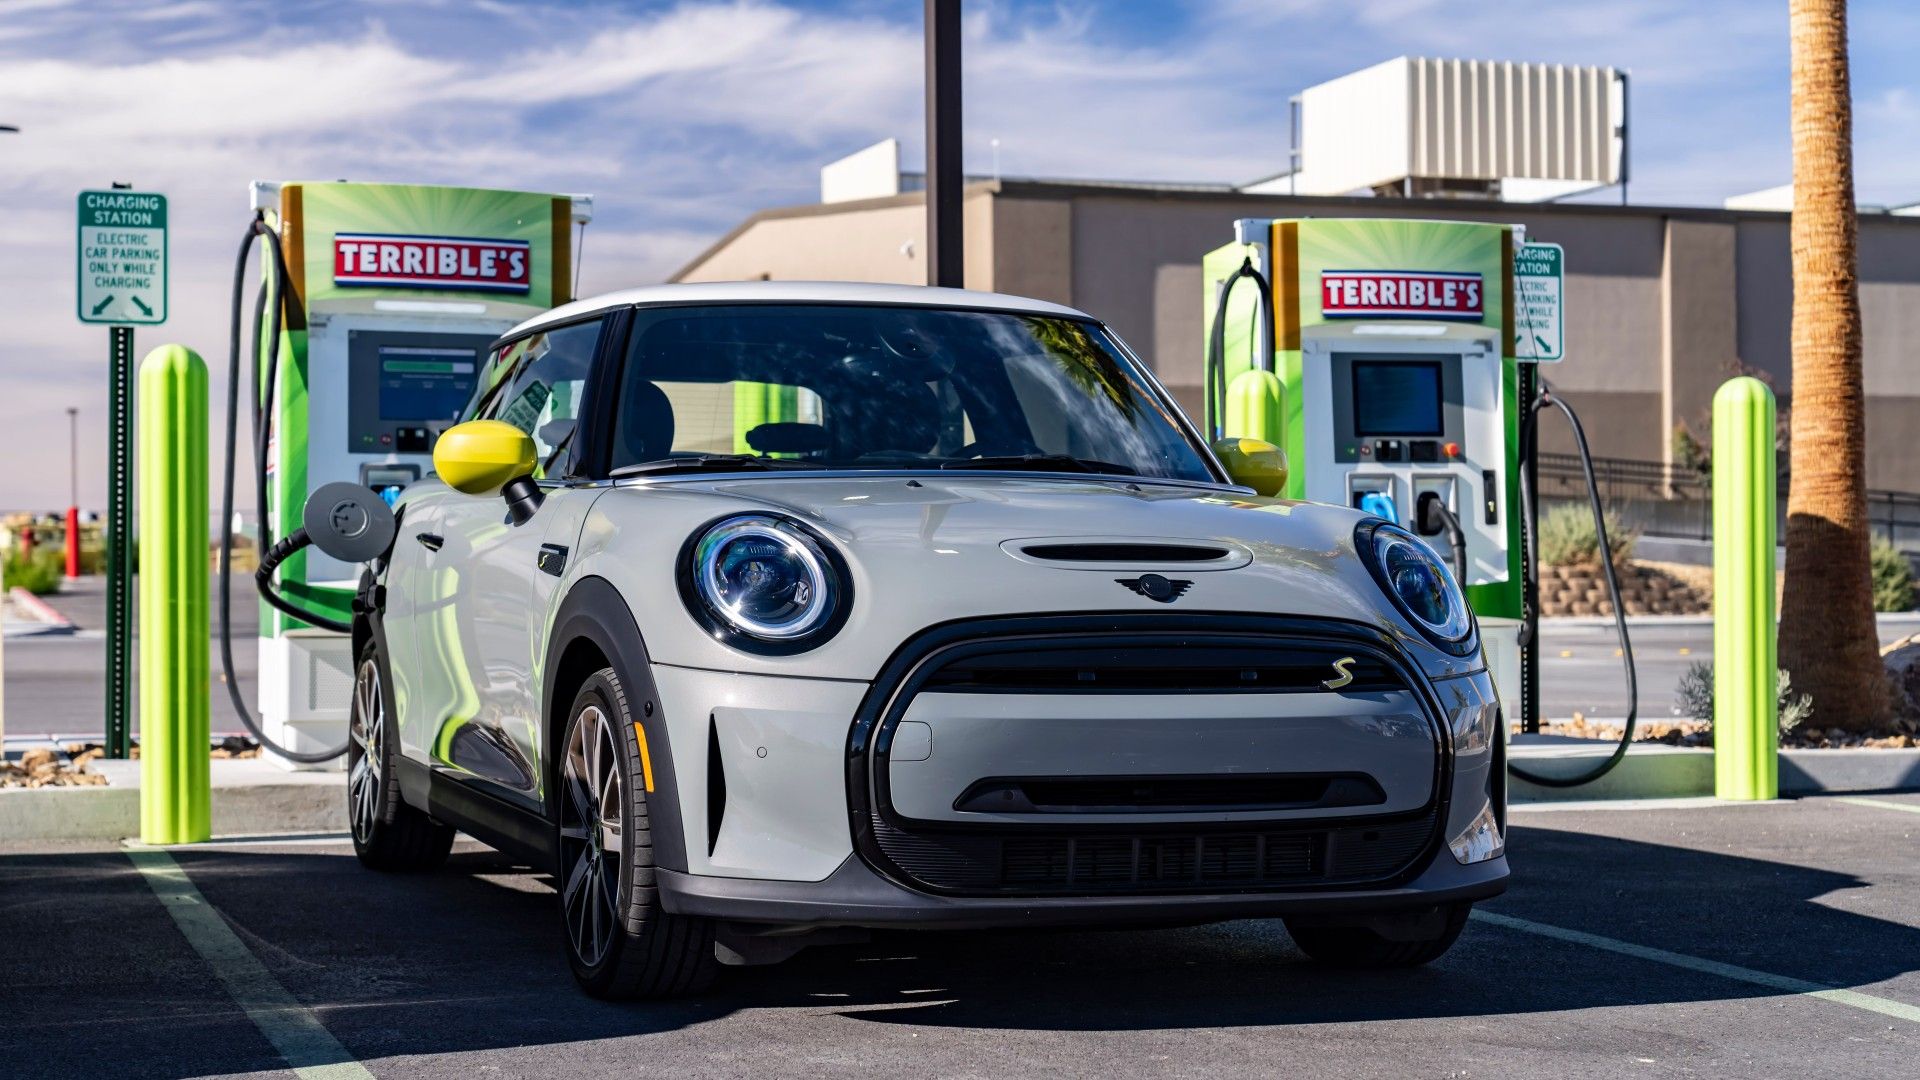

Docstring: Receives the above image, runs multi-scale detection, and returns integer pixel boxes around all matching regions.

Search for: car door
[415,317,609,802]
[390,338,523,765]
[381,481,452,763]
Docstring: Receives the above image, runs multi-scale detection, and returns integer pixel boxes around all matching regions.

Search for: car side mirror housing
[433,420,544,524]
[1212,436,1288,497]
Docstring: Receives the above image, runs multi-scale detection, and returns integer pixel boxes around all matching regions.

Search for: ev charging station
[239,181,590,767]
[1203,217,1529,722]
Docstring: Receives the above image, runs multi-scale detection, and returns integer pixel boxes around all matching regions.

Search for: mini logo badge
[1322,656,1357,690]
[1116,574,1192,603]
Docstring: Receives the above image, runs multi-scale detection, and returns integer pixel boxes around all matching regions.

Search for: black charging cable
[1204,257,1272,442]
[217,214,352,763]
[1507,385,1639,788]
[1415,492,1470,584]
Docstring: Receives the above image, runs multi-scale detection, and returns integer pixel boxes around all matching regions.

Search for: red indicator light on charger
[1443,441,1461,458]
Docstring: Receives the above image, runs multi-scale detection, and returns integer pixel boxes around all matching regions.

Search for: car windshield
[609,304,1215,482]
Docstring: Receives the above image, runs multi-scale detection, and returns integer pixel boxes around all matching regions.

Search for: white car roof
[508,281,1095,338]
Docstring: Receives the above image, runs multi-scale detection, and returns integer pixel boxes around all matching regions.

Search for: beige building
[673,179,1920,493]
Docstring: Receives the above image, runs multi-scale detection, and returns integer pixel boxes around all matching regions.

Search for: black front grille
[872,810,1436,894]
[952,774,1385,814]
[922,642,1403,693]
[848,615,1448,898]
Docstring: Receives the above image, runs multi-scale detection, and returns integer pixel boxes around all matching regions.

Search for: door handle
[415,532,444,551]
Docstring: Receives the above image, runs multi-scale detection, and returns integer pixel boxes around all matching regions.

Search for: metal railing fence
[1535,452,1920,552]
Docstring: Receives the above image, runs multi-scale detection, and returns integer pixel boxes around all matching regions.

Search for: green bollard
[139,345,211,844]
[1225,368,1285,445]
[1712,376,1777,801]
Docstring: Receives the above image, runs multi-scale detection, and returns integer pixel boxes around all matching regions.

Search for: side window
[482,319,602,477]
[463,340,522,422]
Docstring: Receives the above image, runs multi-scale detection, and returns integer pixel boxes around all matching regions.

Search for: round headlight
[1365,524,1473,644]
[684,514,848,650]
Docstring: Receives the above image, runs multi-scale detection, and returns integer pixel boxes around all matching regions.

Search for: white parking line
[1839,796,1920,816]
[125,845,375,1079]
[1473,910,1920,1024]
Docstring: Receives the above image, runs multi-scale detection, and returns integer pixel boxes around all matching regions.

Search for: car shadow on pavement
[3,821,1916,1075]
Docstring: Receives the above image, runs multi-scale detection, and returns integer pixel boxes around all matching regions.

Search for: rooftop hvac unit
[1249,57,1628,202]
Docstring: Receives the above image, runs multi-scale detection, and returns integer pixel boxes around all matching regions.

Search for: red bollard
[65,506,81,578]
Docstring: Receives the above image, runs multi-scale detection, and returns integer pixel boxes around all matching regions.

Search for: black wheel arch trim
[351,577,401,831]
[542,574,690,875]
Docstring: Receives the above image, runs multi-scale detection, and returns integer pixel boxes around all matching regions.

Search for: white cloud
[1,0,1917,510]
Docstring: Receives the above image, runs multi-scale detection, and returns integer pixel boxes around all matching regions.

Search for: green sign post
[1514,241,1563,363]
[77,187,167,759]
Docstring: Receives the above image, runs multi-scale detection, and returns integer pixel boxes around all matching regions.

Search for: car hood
[576,473,1480,681]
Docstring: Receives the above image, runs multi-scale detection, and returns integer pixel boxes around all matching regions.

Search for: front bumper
[659,847,1509,930]
[651,613,1505,907]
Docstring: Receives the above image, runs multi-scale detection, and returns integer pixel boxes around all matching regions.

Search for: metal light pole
[65,407,80,578]
[924,0,963,288]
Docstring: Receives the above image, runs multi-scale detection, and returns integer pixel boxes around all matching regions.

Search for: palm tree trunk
[1780,0,1888,732]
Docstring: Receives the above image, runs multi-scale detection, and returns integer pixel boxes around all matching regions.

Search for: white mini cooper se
[350,282,1507,999]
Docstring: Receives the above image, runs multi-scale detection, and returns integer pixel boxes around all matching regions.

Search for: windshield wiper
[610,454,821,478]
[940,453,1136,476]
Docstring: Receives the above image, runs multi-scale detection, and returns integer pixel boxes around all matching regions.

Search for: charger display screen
[378,346,478,420]
[1352,360,1443,436]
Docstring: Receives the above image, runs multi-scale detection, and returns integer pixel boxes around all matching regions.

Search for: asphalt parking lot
[4,795,1918,1079]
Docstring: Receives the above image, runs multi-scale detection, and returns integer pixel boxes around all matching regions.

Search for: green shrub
[1672,423,1710,479]
[1872,538,1915,612]
[1538,502,1636,568]
[1674,660,1812,740]
[2,548,64,596]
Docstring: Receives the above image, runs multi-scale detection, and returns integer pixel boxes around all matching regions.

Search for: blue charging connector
[1358,491,1398,523]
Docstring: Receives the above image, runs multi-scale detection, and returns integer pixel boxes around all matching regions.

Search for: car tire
[558,667,720,999]
[348,640,456,872]
[1285,902,1471,968]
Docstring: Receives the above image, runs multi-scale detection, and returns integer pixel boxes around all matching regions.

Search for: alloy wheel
[560,703,624,968]
[348,658,384,844]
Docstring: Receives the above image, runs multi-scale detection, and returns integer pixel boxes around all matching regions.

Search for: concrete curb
[1512,743,1920,802]
[3,619,74,639]
[0,759,345,841]
[1780,748,1920,796]
[6,746,1913,837]
[8,586,76,628]
[1543,612,1920,629]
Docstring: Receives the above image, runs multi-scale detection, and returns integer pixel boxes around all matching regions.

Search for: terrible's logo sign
[334,233,531,294]
[1321,270,1483,321]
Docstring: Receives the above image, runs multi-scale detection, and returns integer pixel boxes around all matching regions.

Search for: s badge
[1322,656,1357,690]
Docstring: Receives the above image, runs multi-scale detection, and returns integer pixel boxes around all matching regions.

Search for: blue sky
[4,0,1919,509]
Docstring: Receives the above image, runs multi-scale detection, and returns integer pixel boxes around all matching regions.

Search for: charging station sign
[334,233,531,294]
[77,190,167,325]
[1513,242,1564,362]
[1321,270,1483,321]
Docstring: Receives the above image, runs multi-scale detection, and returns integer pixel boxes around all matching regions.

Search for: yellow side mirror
[434,420,536,496]
[1212,436,1289,497]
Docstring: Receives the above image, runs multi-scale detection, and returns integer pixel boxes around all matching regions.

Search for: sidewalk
[1510,734,1920,802]
[20,573,261,637]
[3,588,76,638]
[0,756,345,840]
